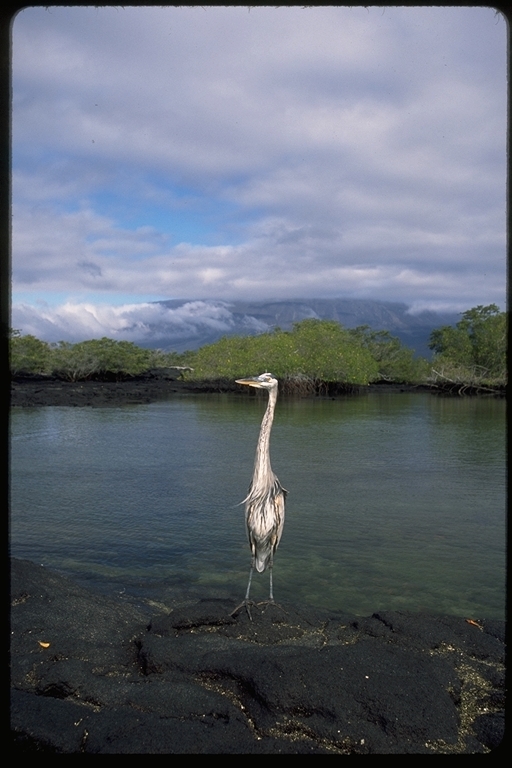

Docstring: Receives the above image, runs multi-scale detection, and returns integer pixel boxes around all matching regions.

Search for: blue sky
[11,6,507,341]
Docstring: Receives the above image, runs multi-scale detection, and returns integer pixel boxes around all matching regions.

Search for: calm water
[10,392,506,619]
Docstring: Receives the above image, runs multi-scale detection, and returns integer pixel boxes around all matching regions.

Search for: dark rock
[472,712,505,751]
[9,375,437,409]
[10,376,238,408]
[11,688,95,752]
[10,558,505,753]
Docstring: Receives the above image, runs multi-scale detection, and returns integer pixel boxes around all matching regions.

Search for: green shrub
[10,331,51,375]
[428,304,506,386]
[349,326,430,383]
[49,337,154,381]
[189,319,380,384]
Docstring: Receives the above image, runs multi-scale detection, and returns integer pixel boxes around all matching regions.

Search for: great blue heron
[231,372,287,619]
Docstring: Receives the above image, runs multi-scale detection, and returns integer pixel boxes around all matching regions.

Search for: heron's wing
[273,488,286,549]
[245,481,286,573]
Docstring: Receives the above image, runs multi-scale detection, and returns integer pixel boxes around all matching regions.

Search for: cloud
[11,6,507,319]
[11,300,269,345]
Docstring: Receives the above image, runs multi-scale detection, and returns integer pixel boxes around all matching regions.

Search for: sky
[11,5,507,342]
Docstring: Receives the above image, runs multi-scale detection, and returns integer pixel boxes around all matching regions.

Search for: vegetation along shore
[10,304,506,405]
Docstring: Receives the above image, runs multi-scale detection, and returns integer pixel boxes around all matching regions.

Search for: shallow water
[10,392,506,618]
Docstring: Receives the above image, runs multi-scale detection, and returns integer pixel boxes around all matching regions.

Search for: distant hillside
[153,298,459,357]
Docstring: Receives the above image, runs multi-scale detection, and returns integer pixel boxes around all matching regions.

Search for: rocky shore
[10,558,505,754]
[9,373,228,408]
[10,374,463,409]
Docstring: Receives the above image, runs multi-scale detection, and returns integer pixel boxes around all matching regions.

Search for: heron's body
[232,373,287,618]
[245,476,286,573]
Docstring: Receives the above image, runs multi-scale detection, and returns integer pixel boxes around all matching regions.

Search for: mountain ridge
[153,298,459,357]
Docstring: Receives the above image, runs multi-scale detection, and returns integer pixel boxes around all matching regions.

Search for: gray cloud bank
[11,298,459,358]
[11,299,268,347]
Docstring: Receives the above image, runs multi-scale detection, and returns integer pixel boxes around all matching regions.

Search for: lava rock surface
[10,558,505,754]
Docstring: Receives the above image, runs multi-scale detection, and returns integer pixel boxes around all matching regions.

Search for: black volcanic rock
[11,559,505,754]
[9,375,242,408]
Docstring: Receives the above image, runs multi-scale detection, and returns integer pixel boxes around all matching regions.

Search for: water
[10,392,506,619]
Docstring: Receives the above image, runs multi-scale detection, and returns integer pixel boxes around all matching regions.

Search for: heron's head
[236,372,278,390]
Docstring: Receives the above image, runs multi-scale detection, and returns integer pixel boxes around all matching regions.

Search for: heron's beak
[236,377,263,388]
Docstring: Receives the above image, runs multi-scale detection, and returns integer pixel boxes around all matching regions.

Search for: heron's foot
[230,600,255,621]
[256,599,288,616]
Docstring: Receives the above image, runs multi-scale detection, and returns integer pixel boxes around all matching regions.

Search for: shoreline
[10,375,504,408]
[10,557,505,753]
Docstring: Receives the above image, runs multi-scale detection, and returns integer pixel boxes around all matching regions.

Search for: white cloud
[11,299,269,345]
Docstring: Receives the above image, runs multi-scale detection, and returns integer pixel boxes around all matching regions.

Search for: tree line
[9,304,506,390]
[427,304,506,391]
[9,334,185,382]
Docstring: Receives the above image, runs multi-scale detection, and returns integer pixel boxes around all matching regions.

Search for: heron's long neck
[252,386,277,486]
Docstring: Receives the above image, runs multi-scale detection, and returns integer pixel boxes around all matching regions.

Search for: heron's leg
[245,565,254,601]
[230,565,255,620]
[258,559,287,615]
